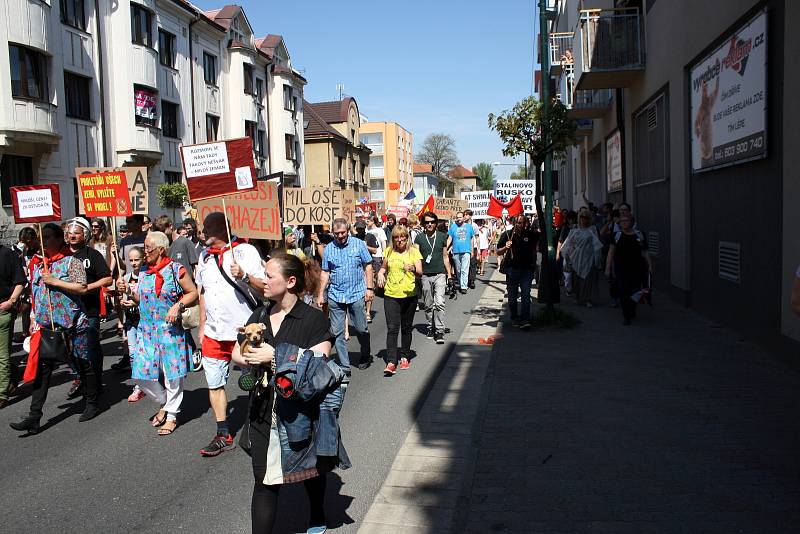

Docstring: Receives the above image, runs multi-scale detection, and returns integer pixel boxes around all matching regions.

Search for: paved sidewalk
[357,268,505,533]
[457,285,800,533]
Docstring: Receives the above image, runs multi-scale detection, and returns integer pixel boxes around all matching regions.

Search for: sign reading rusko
[460,191,490,218]
[432,197,468,220]
[75,167,149,214]
[195,181,281,240]
[180,138,258,201]
[690,9,767,172]
[494,180,536,214]
[76,170,133,217]
[10,184,62,223]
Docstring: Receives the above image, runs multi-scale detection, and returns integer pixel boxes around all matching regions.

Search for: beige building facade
[303,97,370,196]
[545,0,799,346]
[359,121,413,205]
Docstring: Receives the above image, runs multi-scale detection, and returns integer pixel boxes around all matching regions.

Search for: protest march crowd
[0,199,652,533]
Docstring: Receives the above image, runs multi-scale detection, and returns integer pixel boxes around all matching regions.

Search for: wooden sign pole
[36,222,55,330]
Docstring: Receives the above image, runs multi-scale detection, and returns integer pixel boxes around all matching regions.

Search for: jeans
[0,310,16,400]
[421,273,447,331]
[384,296,416,364]
[86,316,103,389]
[453,253,471,289]
[328,298,371,374]
[507,267,534,320]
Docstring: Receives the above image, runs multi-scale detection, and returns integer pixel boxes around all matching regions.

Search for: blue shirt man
[448,212,476,291]
[318,218,374,373]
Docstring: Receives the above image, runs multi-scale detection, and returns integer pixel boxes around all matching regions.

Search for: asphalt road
[0,271,492,534]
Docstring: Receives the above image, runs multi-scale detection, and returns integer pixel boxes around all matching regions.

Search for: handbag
[170,263,200,329]
[39,326,71,363]
[498,231,513,275]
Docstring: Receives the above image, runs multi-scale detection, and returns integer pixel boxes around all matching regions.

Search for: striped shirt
[321,237,372,304]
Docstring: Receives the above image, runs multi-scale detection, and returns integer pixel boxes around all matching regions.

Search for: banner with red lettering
[180,138,258,201]
[10,184,62,223]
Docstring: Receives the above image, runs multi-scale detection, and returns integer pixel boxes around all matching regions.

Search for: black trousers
[29,357,98,420]
[469,254,477,285]
[384,296,415,364]
[251,465,326,533]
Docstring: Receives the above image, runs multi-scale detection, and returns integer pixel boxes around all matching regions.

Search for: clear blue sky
[191,0,539,179]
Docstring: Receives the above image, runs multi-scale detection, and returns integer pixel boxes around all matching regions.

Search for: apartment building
[303,97,370,196]
[544,0,799,346]
[0,0,306,227]
[358,121,413,205]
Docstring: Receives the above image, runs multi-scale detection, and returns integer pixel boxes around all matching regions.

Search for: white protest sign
[17,189,54,218]
[181,142,230,178]
[460,191,490,218]
[494,180,536,214]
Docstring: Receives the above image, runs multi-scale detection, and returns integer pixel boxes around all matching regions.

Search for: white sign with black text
[494,180,536,215]
[460,191,490,218]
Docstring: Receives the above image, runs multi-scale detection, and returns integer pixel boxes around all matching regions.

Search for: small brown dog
[237,323,266,355]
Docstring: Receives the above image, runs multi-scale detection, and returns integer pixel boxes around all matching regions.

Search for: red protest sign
[76,171,132,217]
[10,184,62,223]
[180,138,258,202]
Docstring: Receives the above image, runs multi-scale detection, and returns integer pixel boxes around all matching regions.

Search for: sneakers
[66,379,83,399]
[127,386,146,402]
[399,357,410,370]
[426,326,435,339]
[190,350,203,372]
[384,362,397,376]
[200,434,236,457]
[434,332,444,344]
[10,417,40,434]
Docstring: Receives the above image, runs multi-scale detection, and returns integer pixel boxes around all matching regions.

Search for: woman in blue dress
[117,231,198,435]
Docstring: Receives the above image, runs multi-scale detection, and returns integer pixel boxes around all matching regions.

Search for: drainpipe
[94,0,108,166]
[189,17,200,144]
[265,62,273,175]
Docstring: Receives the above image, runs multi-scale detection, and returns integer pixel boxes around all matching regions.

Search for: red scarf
[28,246,72,277]
[206,238,244,266]
[146,256,174,297]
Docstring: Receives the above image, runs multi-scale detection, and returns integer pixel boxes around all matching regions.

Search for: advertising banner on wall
[690,9,767,173]
[606,130,622,191]
[494,180,536,214]
[134,88,157,120]
[460,191,490,218]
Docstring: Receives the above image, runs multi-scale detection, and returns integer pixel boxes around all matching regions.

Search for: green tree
[488,96,577,307]
[509,164,528,181]
[416,133,459,178]
[472,162,496,191]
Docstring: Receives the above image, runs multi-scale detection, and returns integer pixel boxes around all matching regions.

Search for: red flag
[416,195,435,218]
[22,330,41,384]
[487,194,524,218]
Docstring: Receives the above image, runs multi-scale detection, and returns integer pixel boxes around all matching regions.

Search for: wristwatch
[242,273,250,285]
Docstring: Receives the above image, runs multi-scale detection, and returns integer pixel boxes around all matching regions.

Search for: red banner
[10,184,62,223]
[181,138,258,201]
[76,171,132,217]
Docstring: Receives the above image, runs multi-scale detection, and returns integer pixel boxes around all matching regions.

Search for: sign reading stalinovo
[690,9,767,173]
[494,180,536,214]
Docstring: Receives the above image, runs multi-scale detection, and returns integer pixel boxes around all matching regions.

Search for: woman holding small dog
[116,231,198,435]
[232,252,346,534]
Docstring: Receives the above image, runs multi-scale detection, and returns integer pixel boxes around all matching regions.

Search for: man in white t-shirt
[366,216,388,321]
[464,210,480,287]
[476,219,491,275]
[195,212,266,457]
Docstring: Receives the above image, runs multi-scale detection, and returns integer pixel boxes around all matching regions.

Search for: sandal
[158,420,177,436]
[149,410,167,427]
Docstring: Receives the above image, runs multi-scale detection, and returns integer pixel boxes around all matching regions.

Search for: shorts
[480,249,489,259]
[202,356,230,389]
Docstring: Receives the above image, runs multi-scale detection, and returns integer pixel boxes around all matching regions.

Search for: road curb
[357,268,505,533]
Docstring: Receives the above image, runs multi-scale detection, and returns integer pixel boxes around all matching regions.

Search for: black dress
[244,300,335,481]
[613,232,646,319]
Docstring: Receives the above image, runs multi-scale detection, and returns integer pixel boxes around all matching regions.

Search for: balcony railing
[365,143,383,155]
[549,32,574,75]
[568,89,612,119]
[574,7,644,90]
